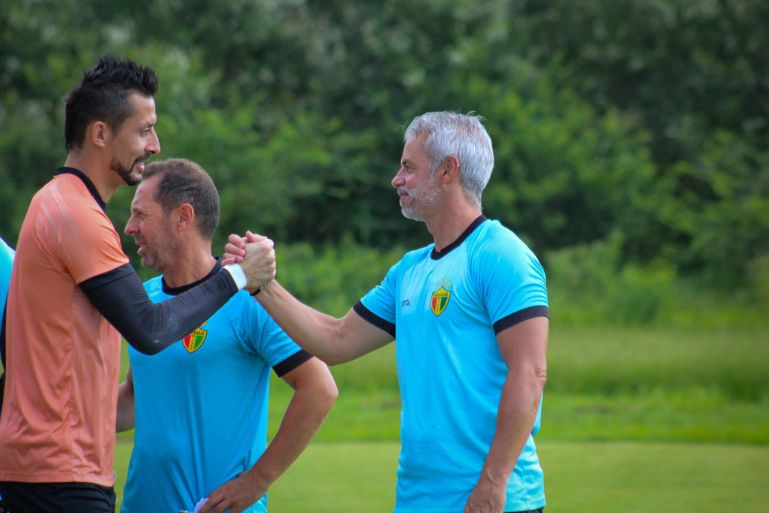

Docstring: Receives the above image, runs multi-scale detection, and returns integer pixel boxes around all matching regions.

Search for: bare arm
[225,233,393,364]
[464,316,548,513]
[258,280,392,364]
[116,366,135,432]
[199,357,338,513]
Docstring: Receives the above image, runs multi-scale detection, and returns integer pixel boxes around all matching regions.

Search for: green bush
[747,252,769,312]
[277,238,405,317]
[546,232,676,325]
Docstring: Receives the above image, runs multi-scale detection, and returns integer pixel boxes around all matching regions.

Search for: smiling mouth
[134,154,151,173]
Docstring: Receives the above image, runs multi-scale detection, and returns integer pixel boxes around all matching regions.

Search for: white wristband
[223,264,248,290]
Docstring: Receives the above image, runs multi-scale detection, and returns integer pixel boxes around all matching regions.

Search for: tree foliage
[1,0,766,290]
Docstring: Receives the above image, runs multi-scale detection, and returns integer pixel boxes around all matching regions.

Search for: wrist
[244,464,273,496]
[481,464,512,486]
[223,263,248,290]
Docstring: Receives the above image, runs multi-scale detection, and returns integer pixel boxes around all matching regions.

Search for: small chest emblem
[183,324,208,353]
[430,286,451,316]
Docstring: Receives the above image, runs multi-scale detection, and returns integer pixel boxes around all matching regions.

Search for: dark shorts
[508,509,544,513]
[0,481,116,513]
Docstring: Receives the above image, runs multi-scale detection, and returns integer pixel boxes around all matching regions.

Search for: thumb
[245,230,265,243]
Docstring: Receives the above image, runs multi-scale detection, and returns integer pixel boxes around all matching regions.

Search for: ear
[90,121,110,148]
[175,203,195,232]
[439,155,460,184]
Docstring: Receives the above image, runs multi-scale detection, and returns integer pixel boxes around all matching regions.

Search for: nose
[148,129,161,155]
[125,216,138,235]
[391,170,405,189]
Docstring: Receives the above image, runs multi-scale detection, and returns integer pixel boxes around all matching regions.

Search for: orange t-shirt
[0,170,129,486]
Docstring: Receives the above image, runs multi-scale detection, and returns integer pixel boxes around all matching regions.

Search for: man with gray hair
[225,112,549,513]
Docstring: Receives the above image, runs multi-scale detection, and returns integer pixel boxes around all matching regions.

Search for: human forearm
[248,362,337,487]
[465,368,546,513]
[258,281,360,364]
[116,371,135,432]
[466,317,548,512]
[81,264,238,355]
[226,233,392,363]
[199,359,337,513]
[484,367,546,482]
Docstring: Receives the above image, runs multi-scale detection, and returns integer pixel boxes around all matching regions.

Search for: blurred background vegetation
[2,0,768,327]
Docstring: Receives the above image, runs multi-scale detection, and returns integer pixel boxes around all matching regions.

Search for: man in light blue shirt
[0,237,12,313]
[227,112,549,513]
[1,235,15,376]
[0,236,14,505]
[117,159,337,513]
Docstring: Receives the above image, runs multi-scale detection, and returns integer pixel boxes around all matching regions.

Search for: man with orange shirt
[0,56,274,513]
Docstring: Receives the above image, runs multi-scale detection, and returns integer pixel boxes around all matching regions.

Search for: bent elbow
[327,380,340,405]
[320,373,340,410]
[126,335,164,356]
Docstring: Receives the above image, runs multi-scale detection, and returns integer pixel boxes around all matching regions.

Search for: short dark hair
[142,158,220,240]
[64,55,158,151]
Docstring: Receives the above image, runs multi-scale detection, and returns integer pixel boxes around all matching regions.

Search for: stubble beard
[399,182,441,222]
[111,154,150,186]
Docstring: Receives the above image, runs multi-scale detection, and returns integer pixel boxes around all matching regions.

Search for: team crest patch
[431,285,451,316]
[183,324,208,353]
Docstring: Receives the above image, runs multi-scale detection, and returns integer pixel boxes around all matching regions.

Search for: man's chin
[123,171,142,186]
[139,256,157,269]
[401,207,425,222]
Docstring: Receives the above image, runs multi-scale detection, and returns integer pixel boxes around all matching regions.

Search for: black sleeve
[352,301,396,338]
[80,264,238,355]
[272,349,313,377]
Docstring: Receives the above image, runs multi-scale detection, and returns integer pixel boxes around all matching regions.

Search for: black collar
[161,259,222,296]
[54,167,107,212]
[431,215,487,260]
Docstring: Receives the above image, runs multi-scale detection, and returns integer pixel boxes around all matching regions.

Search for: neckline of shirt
[161,259,222,295]
[54,167,108,212]
[430,215,487,260]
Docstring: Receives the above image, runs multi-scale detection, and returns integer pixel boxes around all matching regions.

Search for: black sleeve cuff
[493,305,549,334]
[353,301,396,338]
[273,349,313,377]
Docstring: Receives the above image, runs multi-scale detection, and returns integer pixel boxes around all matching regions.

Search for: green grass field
[114,440,769,512]
[111,325,769,511]
[266,441,769,513]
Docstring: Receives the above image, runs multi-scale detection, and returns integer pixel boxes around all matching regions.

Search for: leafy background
[2,0,768,310]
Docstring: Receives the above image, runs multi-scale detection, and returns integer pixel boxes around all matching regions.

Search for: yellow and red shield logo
[431,286,451,316]
[183,324,208,353]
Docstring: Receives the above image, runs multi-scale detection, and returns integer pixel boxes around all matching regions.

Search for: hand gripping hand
[238,234,276,294]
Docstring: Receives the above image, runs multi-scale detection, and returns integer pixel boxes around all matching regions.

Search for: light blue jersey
[0,238,9,503]
[121,268,307,513]
[358,217,548,513]
[1,237,15,369]
[1,237,14,322]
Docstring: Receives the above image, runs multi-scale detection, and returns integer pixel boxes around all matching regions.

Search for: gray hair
[404,112,494,208]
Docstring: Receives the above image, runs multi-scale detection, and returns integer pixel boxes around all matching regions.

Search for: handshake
[224,231,276,295]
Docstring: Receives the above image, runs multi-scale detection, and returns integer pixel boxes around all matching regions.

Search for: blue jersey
[0,237,14,367]
[121,269,307,513]
[0,237,14,321]
[357,217,548,513]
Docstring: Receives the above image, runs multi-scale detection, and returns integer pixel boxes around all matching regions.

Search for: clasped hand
[226,231,275,294]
